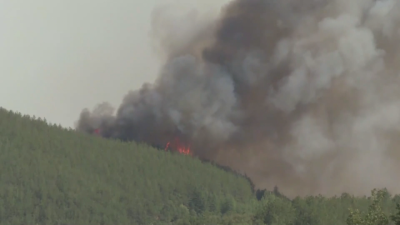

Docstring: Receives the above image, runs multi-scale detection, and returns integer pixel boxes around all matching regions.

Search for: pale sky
[0,0,229,128]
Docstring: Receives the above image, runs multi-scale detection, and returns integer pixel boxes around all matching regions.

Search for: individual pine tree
[347,189,389,225]
[391,203,400,225]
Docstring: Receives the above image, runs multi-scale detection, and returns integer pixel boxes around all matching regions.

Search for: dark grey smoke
[76,0,400,197]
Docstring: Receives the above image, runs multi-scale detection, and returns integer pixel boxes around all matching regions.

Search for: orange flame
[164,138,192,155]
[93,128,101,136]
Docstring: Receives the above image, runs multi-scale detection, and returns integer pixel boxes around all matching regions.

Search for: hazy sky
[0,0,229,128]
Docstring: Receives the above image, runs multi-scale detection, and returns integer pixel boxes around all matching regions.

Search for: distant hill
[0,107,255,224]
[1,107,400,225]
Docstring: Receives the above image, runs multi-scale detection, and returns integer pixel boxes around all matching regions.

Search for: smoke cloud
[76,0,400,197]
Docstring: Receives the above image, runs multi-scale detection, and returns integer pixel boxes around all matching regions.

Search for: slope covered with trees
[0,107,255,224]
[1,107,400,225]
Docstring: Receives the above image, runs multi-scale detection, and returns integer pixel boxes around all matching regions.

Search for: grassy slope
[0,108,255,224]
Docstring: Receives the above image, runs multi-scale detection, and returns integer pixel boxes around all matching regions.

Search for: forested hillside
[1,107,400,225]
[0,107,255,224]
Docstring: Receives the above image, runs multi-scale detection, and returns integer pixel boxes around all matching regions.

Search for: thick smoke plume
[76,0,400,197]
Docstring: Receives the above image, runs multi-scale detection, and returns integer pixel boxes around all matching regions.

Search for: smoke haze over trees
[76,0,400,197]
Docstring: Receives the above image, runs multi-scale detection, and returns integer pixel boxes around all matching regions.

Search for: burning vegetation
[164,138,192,156]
